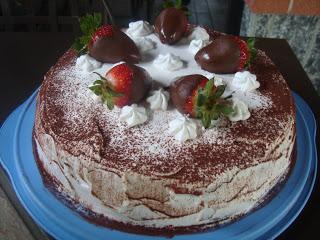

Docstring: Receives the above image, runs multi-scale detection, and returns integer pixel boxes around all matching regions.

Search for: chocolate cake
[32,12,296,236]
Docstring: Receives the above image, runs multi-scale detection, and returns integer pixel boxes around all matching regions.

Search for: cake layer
[33,127,294,229]
[33,28,296,232]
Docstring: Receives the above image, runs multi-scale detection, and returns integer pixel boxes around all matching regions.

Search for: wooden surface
[0,32,319,239]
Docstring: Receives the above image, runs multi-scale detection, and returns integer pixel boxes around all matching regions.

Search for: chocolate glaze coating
[89,27,140,63]
[195,35,240,74]
[154,8,187,45]
[170,74,207,114]
[127,64,152,104]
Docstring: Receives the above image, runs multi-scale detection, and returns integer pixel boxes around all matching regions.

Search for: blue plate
[0,91,317,240]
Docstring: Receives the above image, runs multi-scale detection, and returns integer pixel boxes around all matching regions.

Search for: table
[0,33,319,240]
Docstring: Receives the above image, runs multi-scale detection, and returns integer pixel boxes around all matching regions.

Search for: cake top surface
[37,27,295,184]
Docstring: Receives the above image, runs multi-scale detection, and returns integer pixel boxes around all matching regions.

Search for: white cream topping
[126,20,153,38]
[228,98,251,121]
[168,114,198,142]
[188,39,210,55]
[187,26,210,41]
[132,37,156,53]
[146,88,170,110]
[119,104,148,127]
[153,53,184,71]
[76,54,102,72]
[232,71,260,92]
[213,76,225,86]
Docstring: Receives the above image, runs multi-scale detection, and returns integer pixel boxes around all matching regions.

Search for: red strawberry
[72,13,140,63]
[89,63,151,109]
[234,36,251,71]
[170,75,233,128]
[184,23,193,36]
[90,25,113,45]
[184,78,207,117]
[195,35,256,74]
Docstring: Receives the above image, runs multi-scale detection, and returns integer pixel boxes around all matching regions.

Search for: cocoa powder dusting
[35,46,295,184]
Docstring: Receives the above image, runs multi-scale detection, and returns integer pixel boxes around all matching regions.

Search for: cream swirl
[146,88,170,110]
[188,39,210,55]
[232,71,260,92]
[119,104,148,127]
[213,76,225,86]
[126,20,153,38]
[168,114,198,142]
[153,53,184,71]
[188,26,210,41]
[76,54,102,72]
[228,98,250,122]
[132,37,156,53]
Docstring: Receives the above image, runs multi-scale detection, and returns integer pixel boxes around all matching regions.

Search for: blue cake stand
[0,91,317,240]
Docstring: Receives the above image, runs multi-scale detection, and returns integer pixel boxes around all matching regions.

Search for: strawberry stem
[245,38,257,68]
[195,78,233,128]
[89,72,123,110]
[162,0,189,14]
[72,13,102,54]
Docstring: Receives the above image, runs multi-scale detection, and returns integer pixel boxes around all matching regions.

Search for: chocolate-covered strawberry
[154,3,188,45]
[170,75,233,128]
[195,35,256,74]
[73,13,140,63]
[89,63,151,109]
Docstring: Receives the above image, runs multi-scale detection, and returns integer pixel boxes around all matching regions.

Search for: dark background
[0,0,244,33]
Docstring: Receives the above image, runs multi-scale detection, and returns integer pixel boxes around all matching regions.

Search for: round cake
[33,12,296,235]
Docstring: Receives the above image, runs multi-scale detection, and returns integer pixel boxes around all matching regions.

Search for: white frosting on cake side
[34,122,295,228]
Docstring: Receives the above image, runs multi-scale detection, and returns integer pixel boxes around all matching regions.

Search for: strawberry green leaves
[245,38,257,68]
[162,0,189,14]
[163,0,182,9]
[89,72,122,110]
[72,13,102,54]
[196,78,233,128]
[80,13,102,35]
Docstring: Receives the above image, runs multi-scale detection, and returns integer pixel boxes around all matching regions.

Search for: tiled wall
[241,5,320,93]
